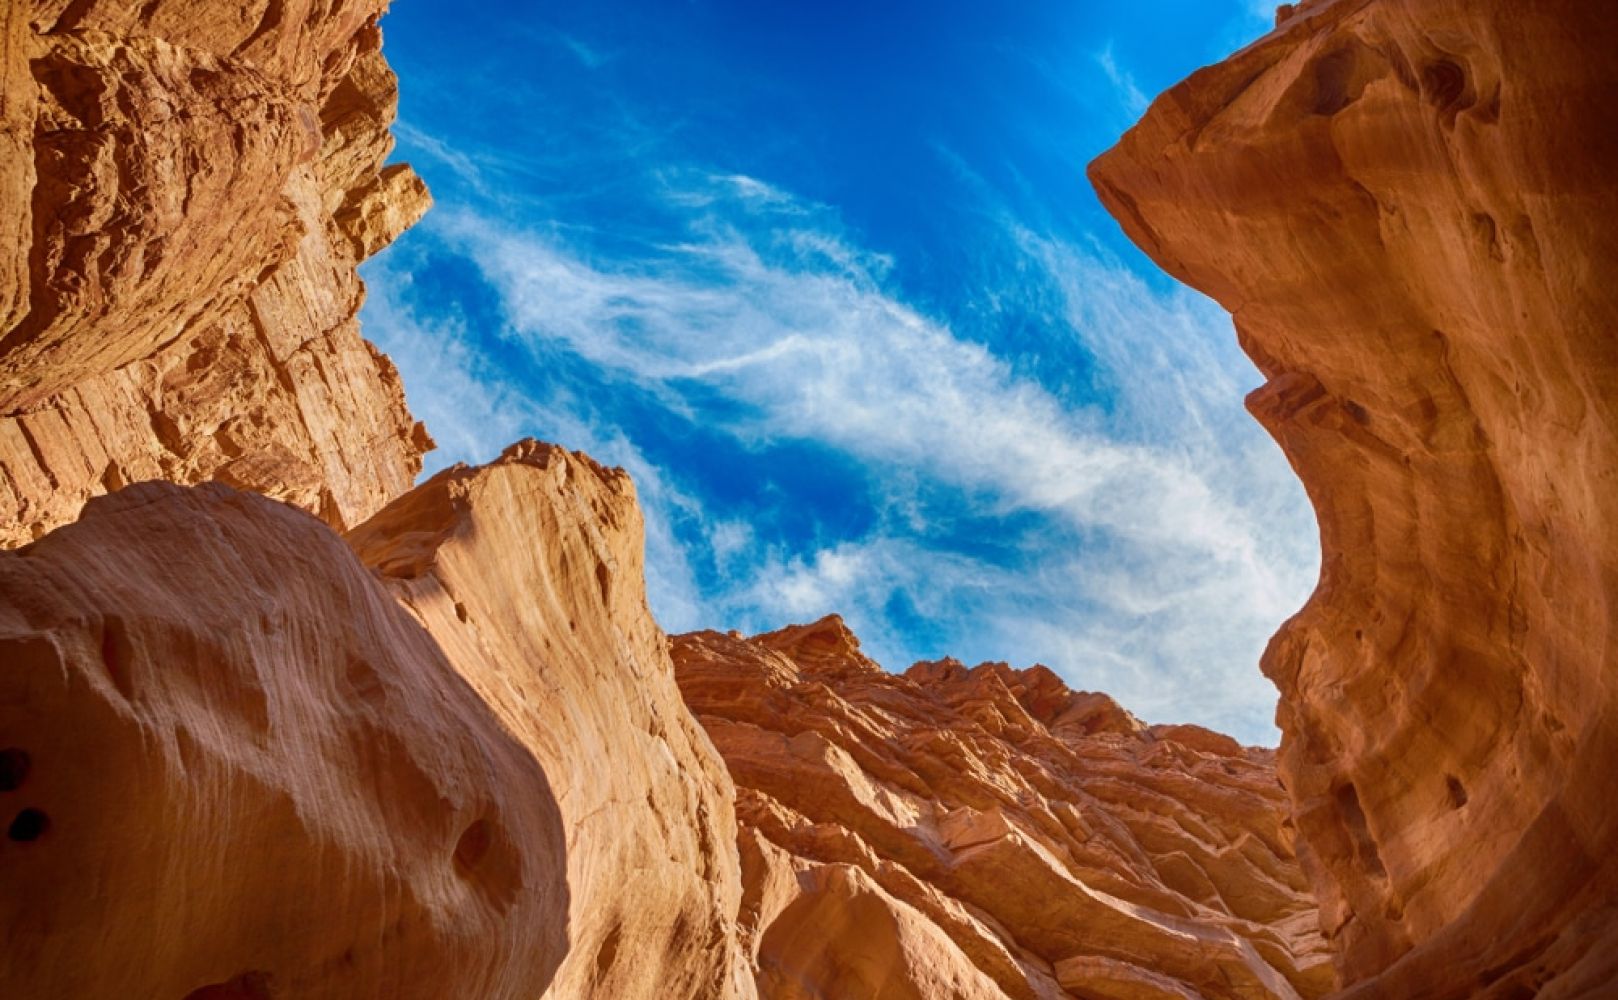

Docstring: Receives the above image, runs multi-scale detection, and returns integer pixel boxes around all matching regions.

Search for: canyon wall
[0,0,431,547]
[0,480,573,999]
[1091,0,1618,996]
[9,0,1616,996]
[675,619,1332,999]
[347,441,758,1000]
[0,441,762,1000]
[0,434,1328,999]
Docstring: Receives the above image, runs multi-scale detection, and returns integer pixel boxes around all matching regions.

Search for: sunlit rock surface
[0,481,570,999]
[348,440,757,1000]
[12,0,1613,994]
[1091,0,1618,995]
[675,618,1332,999]
[0,0,430,547]
[0,441,761,999]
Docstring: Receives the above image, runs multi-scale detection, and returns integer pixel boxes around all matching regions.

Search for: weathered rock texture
[675,618,1332,999]
[0,0,431,548]
[0,481,571,999]
[1091,0,1618,996]
[0,442,760,999]
[348,440,757,1000]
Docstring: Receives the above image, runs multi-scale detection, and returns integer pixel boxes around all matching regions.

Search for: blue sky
[359,0,1317,744]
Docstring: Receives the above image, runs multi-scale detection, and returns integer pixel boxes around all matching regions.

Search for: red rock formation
[348,440,756,1000]
[1091,0,1618,995]
[675,617,1332,999]
[1,441,759,999]
[17,0,1614,994]
[0,0,431,547]
[0,481,570,998]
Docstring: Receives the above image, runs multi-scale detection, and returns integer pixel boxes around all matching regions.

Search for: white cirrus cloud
[361,171,1317,744]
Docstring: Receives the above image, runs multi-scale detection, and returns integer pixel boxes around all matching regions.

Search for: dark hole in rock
[0,748,30,791]
[1421,58,1468,112]
[1343,399,1371,425]
[454,818,492,872]
[101,616,134,699]
[8,808,49,842]
[1445,774,1469,808]
[1311,45,1368,116]
[1334,782,1387,877]
[593,923,624,981]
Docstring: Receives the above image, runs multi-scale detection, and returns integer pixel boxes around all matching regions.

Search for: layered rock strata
[0,480,571,999]
[0,442,760,999]
[0,0,431,547]
[1091,0,1618,995]
[347,440,757,1000]
[675,618,1332,1000]
[11,0,1611,995]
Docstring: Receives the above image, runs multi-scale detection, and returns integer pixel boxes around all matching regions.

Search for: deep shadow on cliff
[1091,0,1618,995]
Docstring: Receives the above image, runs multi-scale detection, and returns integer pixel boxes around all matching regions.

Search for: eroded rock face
[1091,1,1618,995]
[675,618,1332,999]
[0,481,569,999]
[348,440,757,1000]
[0,0,431,547]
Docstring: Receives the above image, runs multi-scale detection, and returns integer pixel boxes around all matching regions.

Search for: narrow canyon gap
[0,0,1614,998]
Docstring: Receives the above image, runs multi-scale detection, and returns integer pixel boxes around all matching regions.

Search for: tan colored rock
[675,617,1332,999]
[0,0,430,547]
[1091,0,1618,995]
[0,480,569,999]
[348,440,757,1000]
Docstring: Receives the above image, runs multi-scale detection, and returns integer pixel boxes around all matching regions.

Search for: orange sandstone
[6,0,1614,995]
[1091,0,1618,995]
[349,441,758,1000]
[0,0,431,547]
[675,618,1332,999]
[0,481,569,998]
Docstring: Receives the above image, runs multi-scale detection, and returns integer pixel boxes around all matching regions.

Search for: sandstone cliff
[0,0,431,548]
[9,0,1615,996]
[675,619,1332,1000]
[0,442,760,999]
[1091,0,1618,995]
[0,480,571,999]
[348,441,757,1000]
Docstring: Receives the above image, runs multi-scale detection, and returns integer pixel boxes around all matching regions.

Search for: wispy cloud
[560,35,610,70]
[362,167,1317,743]
[1095,43,1150,118]
[393,120,490,194]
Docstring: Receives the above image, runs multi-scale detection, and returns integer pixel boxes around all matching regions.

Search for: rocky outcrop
[1090,0,1618,996]
[0,441,758,999]
[675,618,1332,999]
[1,435,1330,1000]
[348,441,756,1000]
[0,0,431,547]
[0,480,570,999]
[18,0,1616,995]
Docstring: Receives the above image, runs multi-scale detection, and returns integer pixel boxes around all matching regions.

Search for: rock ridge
[0,0,432,547]
[675,621,1332,999]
